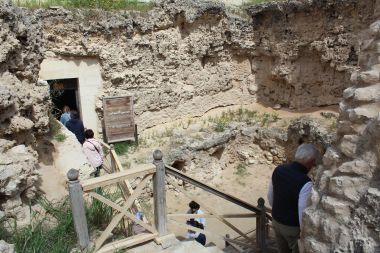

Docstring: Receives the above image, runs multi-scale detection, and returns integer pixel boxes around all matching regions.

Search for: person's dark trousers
[94,165,102,177]
[272,219,300,253]
[195,233,206,246]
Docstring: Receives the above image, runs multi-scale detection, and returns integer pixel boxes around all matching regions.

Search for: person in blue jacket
[65,110,85,144]
[60,105,71,126]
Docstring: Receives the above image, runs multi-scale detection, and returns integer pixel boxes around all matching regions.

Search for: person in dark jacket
[267,143,319,253]
[65,110,85,144]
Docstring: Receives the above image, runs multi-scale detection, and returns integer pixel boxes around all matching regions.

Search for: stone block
[349,106,380,122]
[0,240,15,253]
[337,120,355,135]
[358,70,380,85]
[300,238,329,253]
[369,20,380,36]
[329,176,368,202]
[322,147,341,167]
[343,87,356,99]
[350,70,359,83]
[337,160,373,179]
[321,196,351,217]
[339,135,359,158]
[353,84,380,102]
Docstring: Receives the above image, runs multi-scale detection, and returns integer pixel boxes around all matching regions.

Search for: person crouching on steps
[186,201,206,246]
[83,129,104,177]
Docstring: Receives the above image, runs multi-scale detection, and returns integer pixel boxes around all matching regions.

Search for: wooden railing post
[256,197,267,252]
[110,144,115,173]
[67,169,90,249]
[153,150,168,236]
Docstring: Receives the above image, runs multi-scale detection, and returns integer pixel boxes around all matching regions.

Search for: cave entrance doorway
[48,78,81,120]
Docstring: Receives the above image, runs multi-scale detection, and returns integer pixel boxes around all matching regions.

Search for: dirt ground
[164,163,273,249]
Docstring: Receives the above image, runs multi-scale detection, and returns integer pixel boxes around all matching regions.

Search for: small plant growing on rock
[54,133,67,142]
[234,163,251,177]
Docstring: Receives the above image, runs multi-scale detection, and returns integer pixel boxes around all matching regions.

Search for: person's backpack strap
[87,140,100,154]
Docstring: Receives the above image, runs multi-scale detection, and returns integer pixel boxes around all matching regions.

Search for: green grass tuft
[234,163,251,177]
[114,141,134,155]
[54,133,67,142]
[12,0,155,11]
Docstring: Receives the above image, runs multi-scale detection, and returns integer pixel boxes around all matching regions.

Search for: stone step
[128,240,224,253]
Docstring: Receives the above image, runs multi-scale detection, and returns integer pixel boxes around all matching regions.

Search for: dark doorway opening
[48,78,80,119]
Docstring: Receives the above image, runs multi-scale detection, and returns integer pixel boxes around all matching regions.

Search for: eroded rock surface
[300,13,380,253]
[38,0,375,129]
[0,1,49,224]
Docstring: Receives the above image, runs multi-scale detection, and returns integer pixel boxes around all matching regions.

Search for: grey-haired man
[267,143,318,253]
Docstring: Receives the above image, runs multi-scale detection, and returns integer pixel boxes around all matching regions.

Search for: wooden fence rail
[67,149,271,252]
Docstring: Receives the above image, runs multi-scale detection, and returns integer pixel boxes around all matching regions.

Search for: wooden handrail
[168,213,257,219]
[81,164,155,191]
[165,165,262,214]
[99,139,110,150]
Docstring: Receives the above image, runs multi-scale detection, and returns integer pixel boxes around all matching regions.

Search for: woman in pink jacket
[83,129,104,177]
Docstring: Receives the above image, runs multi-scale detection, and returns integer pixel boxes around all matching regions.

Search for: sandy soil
[164,163,273,249]
[37,164,68,201]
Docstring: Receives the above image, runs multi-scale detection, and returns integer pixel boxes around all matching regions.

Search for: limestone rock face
[38,0,375,129]
[300,16,380,253]
[0,1,49,224]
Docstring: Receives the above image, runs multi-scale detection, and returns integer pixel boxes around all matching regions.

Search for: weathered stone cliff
[0,0,49,223]
[300,5,380,252]
[39,0,375,129]
[0,0,379,251]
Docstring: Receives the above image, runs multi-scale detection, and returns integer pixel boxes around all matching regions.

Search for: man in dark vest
[267,143,318,253]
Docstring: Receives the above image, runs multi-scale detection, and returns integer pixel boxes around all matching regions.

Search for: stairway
[127,240,224,253]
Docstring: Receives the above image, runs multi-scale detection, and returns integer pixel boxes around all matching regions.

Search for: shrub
[54,133,67,142]
[114,141,133,155]
[8,197,77,253]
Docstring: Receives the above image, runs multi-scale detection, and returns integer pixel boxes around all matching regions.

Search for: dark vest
[272,162,311,227]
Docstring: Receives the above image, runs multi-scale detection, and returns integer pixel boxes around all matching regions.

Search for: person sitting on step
[186,201,206,246]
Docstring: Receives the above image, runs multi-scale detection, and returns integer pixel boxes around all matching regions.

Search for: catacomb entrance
[48,78,81,119]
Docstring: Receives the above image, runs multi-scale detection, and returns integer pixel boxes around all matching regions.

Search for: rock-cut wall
[300,4,380,252]
[0,1,49,223]
[40,0,375,129]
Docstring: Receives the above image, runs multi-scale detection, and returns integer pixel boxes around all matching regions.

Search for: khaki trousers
[272,219,300,253]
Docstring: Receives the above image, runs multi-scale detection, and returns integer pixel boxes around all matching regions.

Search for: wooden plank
[103,96,135,143]
[153,150,167,236]
[81,165,155,191]
[167,213,257,219]
[224,238,254,248]
[96,233,158,253]
[166,177,251,241]
[89,193,156,234]
[99,140,110,150]
[110,150,148,223]
[95,213,124,251]
[89,187,157,234]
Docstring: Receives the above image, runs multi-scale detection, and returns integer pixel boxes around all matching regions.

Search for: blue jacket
[60,112,71,126]
[65,119,85,144]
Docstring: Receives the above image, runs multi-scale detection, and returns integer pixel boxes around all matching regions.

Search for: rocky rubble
[0,1,49,225]
[300,13,380,253]
[164,119,332,183]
